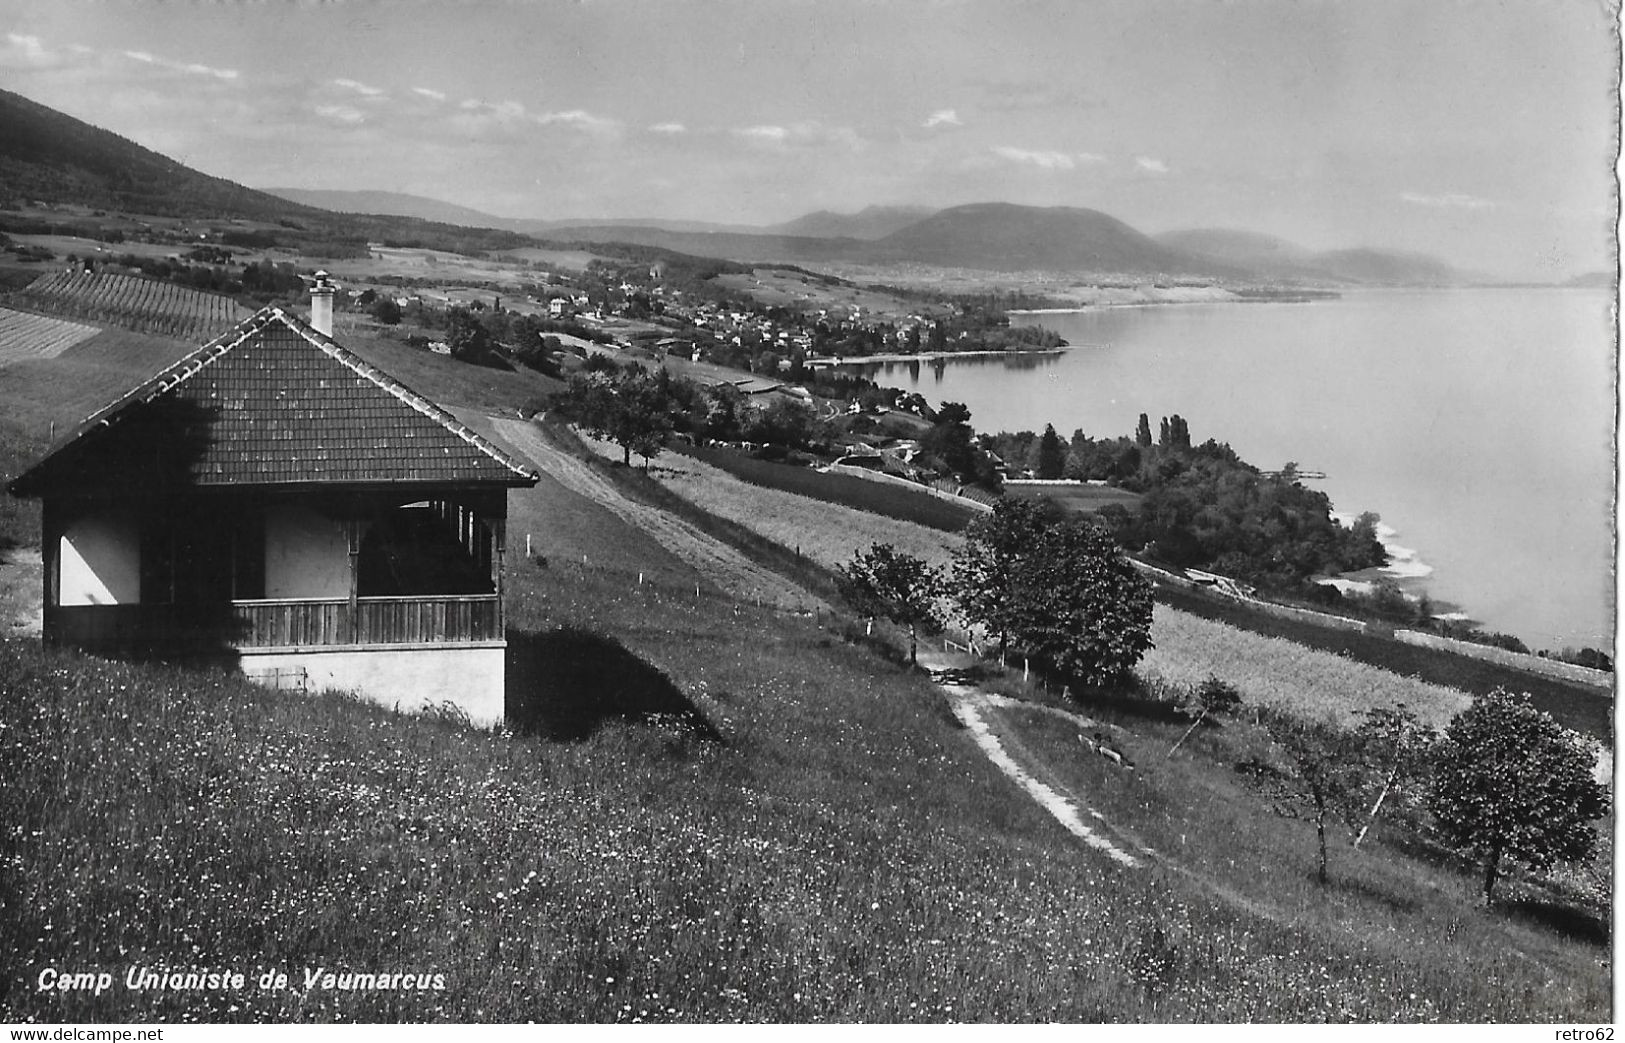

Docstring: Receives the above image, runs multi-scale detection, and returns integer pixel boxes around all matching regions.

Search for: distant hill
[767,205,936,240]
[527,225,860,265]
[1158,229,1318,269]
[862,203,1222,275]
[259,188,773,238]
[0,88,323,223]
[1310,247,1461,286]
[1157,227,1465,286]
[260,188,513,229]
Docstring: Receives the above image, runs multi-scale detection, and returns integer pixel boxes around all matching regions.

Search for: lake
[845,288,1615,653]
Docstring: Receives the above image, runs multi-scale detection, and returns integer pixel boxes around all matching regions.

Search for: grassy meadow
[677,443,980,533]
[3,548,1610,1022]
[577,431,963,572]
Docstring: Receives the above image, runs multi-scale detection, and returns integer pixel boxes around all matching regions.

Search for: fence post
[1024,657,1029,682]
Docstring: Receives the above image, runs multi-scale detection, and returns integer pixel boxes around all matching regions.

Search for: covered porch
[42,485,511,660]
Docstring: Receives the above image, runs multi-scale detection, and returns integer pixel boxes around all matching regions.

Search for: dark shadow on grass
[1328,873,1422,914]
[1499,897,1610,946]
[1067,675,1190,725]
[506,625,720,741]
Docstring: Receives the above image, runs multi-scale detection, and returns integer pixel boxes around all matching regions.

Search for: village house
[8,275,539,723]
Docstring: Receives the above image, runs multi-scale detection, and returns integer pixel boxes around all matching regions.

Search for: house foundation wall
[238,644,507,725]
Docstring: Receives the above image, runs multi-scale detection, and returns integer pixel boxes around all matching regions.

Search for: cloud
[1,32,92,72]
[119,47,236,80]
[7,32,48,60]
[333,77,385,98]
[992,146,1088,170]
[412,86,447,101]
[183,62,239,81]
[450,98,619,138]
[1136,156,1169,174]
[649,122,687,134]
[734,122,863,151]
[315,104,365,125]
[923,108,962,128]
[1401,191,1494,210]
[536,109,618,133]
[739,124,789,143]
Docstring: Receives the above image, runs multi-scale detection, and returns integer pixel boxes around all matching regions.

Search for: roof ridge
[267,308,538,483]
[51,309,272,447]
[10,306,539,495]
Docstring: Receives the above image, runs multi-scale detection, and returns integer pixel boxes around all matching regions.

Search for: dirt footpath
[490,418,827,613]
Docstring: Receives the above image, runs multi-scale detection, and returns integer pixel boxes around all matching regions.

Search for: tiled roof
[10,307,538,496]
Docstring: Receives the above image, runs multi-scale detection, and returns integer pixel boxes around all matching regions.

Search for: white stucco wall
[238,644,507,725]
[264,505,354,599]
[59,515,141,606]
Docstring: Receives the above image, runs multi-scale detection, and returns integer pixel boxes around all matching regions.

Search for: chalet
[7,277,539,723]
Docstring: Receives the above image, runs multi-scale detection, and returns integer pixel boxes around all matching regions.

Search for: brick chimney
[310,271,335,337]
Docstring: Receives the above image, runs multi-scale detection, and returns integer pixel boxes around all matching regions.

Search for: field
[1139,605,1472,730]
[1004,481,1144,515]
[1155,582,1611,741]
[677,444,979,533]
[712,268,949,322]
[8,270,247,341]
[493,246,607,272]
[317,245,552,287]
[0,306,100,368]
[4,232,181,263]
[577,433,963,572]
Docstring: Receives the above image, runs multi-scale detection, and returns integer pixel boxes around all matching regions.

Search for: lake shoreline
[991,288,1612,651]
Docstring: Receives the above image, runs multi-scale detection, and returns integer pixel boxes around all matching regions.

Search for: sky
[0,0,1618,279]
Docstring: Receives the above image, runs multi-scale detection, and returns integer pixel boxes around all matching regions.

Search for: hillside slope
[0,89,325,222]
[260,187,514,229]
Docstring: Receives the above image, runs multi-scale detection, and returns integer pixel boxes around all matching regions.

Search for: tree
[950,497,1050,656]
[1350,703,1436,848]
[1005,520,1154,689]
[837,543,944,666]
[445,306,491,361]
[1428,689,1607,904]
[561,372,674,466]
[1035,423,1066,479]
[923,401,978,478]
[744,397,817,449]
[369,295,402,325]
[1166,675,1242,757]
[1135,413,1153,448]
[1258,709,1365,885]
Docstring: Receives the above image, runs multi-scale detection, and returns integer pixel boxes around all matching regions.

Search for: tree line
[991,415,1387,591]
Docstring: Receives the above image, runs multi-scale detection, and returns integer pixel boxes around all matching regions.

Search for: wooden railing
[49,594,501,654]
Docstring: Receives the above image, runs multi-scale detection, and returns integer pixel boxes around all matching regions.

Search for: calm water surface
[856,288,1615,652]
